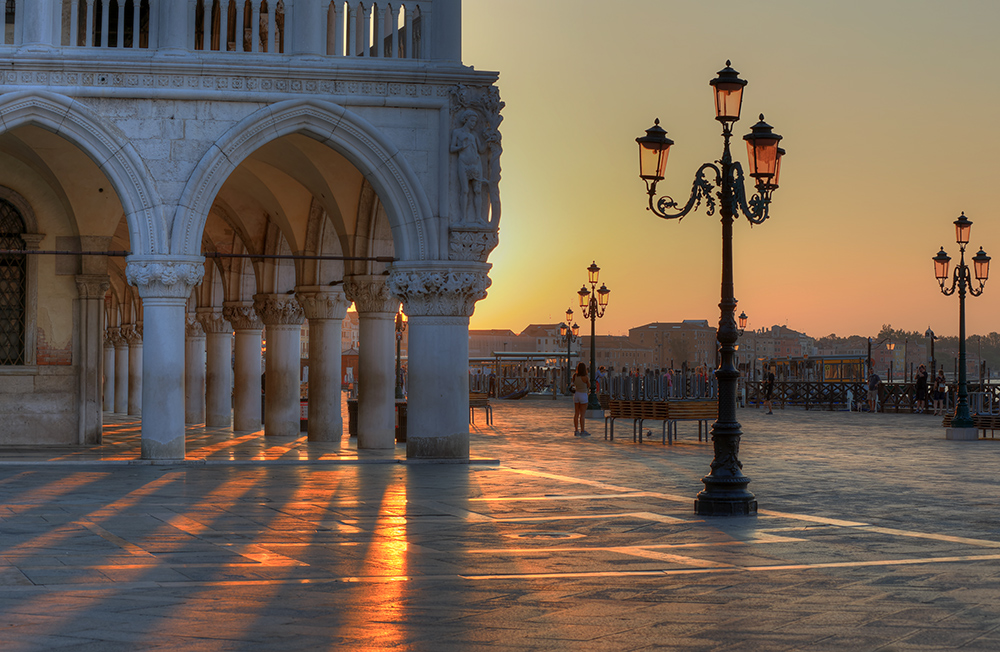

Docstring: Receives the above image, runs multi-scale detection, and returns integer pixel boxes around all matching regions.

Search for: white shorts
[574,392,588,404]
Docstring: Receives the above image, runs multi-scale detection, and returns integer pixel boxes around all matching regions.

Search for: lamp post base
[585,408,604,420]
[694,490,758,516]
[945,426,979,441]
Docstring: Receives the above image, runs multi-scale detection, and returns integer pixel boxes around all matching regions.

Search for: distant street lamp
[934,212,991,435]
[394,306,407,400]
[635,61,785,516]
[578,262,610,412]
[559,309,580,395]
[925,327,937,378]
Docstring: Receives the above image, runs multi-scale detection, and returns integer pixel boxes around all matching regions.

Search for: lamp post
[559,310,580,395]
[925,327,937,379]
[737,311,748,375]
[886,340,895,383]
[934,212,991,438]
[578,262,610,412]
[394,306,407,400]
[635,61,785,516]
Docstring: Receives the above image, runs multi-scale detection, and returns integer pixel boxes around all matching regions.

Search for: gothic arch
[0,90,165,255]
[173,97,437,262]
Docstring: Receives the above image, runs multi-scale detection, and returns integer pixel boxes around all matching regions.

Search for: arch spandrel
[0,90,165,255]
[174,98,437,262]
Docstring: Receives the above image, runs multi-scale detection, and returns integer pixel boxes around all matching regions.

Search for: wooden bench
[470,392,492,425]
[604,400,635,441]
[635,401,669,444]
[667,400,717,442]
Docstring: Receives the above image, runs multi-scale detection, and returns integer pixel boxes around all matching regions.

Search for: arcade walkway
[1,402,1000,650]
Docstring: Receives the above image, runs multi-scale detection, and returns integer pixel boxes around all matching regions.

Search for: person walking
[914,364,929,413]
[763,367,775,414]
[572,362,590,437]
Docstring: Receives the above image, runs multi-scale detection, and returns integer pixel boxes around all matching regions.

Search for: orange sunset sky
[461,0,1000,340]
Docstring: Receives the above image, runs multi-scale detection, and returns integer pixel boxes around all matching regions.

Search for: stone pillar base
[946,427,980,441]
[406,431,470,459]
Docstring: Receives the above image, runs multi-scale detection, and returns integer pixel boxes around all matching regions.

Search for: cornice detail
[253,294,305,326]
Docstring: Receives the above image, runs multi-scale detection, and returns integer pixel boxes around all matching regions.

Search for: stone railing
[0,0,460,62]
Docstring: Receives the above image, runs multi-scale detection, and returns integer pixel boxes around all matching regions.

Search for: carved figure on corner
[451,109,487,226]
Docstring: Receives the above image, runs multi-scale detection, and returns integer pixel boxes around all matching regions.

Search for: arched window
[0,200,26,365]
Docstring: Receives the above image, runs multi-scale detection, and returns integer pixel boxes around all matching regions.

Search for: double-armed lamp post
[635,61,785,516]
[934,212,991,436]
[578,262,610,412]
[559,309,580,395]
[394,306,407,400]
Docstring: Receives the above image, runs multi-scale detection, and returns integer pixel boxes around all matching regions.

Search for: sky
[461,0,1000,340]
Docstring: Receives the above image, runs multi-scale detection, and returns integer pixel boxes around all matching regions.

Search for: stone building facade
[0,0,500,459]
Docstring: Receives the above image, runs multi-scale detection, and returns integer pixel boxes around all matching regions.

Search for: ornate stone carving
[185,314,205,339]
[126,260,205,299]
[388,264,492,318]
[122,324,142,345]
[344,275,398,314]
[74,274,110,299]
[296,288,351,321]
[106,327,124,348]
[450,84,503,229]
[223,303,264,331]
[449,227,500,262]
[195,309,232,334]
[252,295,305,326]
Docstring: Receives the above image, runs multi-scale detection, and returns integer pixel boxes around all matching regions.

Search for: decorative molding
[448,227,499,262]
[195,309,232,334]
[185,314,206,339]
[252,294,305,326]
[295,288,350,321]
[75,274,110,299]
[343,275,398,314]
[388,264,491,318]
[126,260,204,299]
[223,302,264,331]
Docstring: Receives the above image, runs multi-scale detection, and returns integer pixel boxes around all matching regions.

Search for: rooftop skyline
[463,0,1000,340]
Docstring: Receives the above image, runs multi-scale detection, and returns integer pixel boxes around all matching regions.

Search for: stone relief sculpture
[450,109,486,227]
[449,85,504,230]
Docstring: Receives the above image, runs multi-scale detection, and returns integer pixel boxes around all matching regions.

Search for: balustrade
[0,1,452,60]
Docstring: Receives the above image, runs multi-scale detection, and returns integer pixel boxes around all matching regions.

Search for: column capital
[223,302,264,331]
[296,286,350,321]
[195,308,232,334]
[126,257,204,300]
[253,294,305,326]
[388,262,492,317]
[122,323,143,345]
[185,313,205,339]
[75,274,110,299]
[344,274,398,314]
[106,327,123,348]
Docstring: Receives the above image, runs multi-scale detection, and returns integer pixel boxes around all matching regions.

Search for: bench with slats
[470,392,492,425]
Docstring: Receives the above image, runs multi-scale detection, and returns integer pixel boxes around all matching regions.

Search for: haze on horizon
[461,0,1000,341]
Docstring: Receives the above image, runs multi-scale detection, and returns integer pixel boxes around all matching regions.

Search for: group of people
[867,364,948,415]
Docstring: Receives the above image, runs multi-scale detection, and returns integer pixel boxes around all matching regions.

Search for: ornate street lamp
[394,306,407,400]
[635,61,785,516]
[579,262,610,412]
[559,310,580,395]
[934,212,990,436]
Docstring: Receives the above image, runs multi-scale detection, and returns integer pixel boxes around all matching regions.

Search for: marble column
[223,302,264,432]
[254,294,304,437]
[125,323,143,415]
[127,259,205,460]
[197,308,233,428]
[185,315,207,424]
[113,328,129,414]
[76,275,110,445]
[344,275,398,450]
[389,262,492,459]
[296,287,350,441]
[103,330,116,412]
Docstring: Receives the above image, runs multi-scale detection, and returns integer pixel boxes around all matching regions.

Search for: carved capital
[223,302,264,331]
[122,324,142,345]
[106,327,124,348]
[75,274,110,299]
[253,294,305,326]
[126,258,204,300]
[185,313,205,339]
[449,227,499,262]
[195,309,232,334]
[343,275,398,314]
[295,287,351,321]
[388,262,491,318]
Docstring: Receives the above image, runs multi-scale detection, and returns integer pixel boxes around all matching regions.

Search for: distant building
[628,320,716,369]
[580,335,654,372]
[469,329,519,357]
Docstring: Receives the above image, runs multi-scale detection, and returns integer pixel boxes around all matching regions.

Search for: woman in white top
[572,362,590,437]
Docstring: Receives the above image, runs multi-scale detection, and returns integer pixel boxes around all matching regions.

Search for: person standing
[867,368,881,413]
[572,362,590,437]
[933,368,947,416]
[914,364,929,413]
[763,367,775,415]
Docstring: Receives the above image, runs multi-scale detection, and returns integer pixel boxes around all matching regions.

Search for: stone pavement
[3,399,1000,650]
